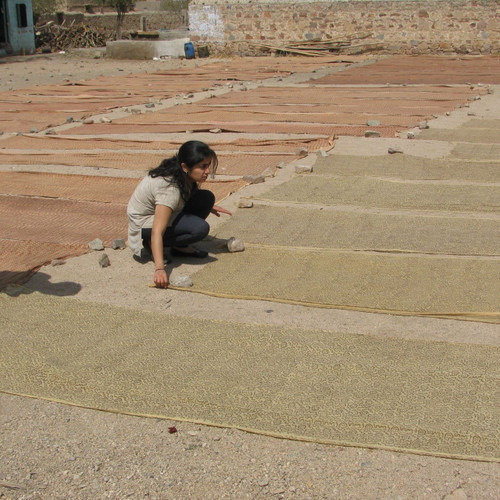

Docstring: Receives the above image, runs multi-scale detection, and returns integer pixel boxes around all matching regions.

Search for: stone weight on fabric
[169,275,193,288]
[112,238,126,250]
[237,200,253,208]
[89,238,104,251]
[227,237,245,253]
[295,165,313,174]
[242,175,265,185]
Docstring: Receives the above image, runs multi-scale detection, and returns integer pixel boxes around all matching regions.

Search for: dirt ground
[1,50,499,499]
[0,48,212,93]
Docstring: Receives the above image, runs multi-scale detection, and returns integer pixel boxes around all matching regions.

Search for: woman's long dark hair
[148,141,218,201]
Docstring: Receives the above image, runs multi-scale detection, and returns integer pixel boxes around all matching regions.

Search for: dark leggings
[141,189,215,249]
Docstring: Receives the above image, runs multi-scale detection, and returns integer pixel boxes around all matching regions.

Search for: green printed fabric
[312,154,500,183]
[190,247,499,322]
[1,293,499,461]
[213,204,500,256]
[258,175,500,212]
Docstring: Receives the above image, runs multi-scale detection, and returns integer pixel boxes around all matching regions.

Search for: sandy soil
[0,48,217,93]
[1,50,499,499]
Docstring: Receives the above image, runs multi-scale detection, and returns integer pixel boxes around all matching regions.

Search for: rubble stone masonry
[56,11,187,34]
[188,0,499,56]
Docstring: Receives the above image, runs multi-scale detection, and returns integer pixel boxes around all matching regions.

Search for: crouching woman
[127,140,231,288]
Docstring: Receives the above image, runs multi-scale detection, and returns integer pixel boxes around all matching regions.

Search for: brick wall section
[188,0,500,56]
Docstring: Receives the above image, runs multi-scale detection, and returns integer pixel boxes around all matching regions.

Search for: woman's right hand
[151,204,172,289]
[154,268,169,288]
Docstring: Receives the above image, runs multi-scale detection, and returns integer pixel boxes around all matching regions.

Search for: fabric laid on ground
[257,175,500,213]
[213,205,500,256]
[100,85,481,136]
[67,121,341,137]
[0,171,139,204]
[76,83,483,140]
[201,85,486,106]
[462,119,500,129]
[68,122,399,138]
[199,179,249,202]
[0,151,290,177]
[0,150,163,171]
[0,172,245,207]
[312,154,500,183]
[312,55,500,85]
[179,55,358,76]
[0,134,334,154]
[0,195,128,246]
[0,134,176,151]
[451,143,500,160]
[0,240,86,290]
[0,56,359,133]
[189,247,499,322]
[0,85,175,133]
[0,109,87,134]
[147,56,348,83]
[0,174,245,289]
[1,293,499,462]
[122,104,420,126]
[417,128,500,143]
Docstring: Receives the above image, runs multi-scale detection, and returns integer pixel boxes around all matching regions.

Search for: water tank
[184,42,195,59]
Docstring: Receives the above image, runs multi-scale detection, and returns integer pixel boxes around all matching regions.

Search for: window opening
[16,3,28,28]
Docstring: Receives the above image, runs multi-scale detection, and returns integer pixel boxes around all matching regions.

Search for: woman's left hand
[211,205,233,217]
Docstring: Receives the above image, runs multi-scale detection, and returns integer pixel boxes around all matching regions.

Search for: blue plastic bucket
[184,42,195,59]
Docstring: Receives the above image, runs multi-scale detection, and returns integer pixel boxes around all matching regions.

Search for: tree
[107,0,135,40]
[32,0,59,24]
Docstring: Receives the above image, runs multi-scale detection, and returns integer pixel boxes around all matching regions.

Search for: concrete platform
[106,38,190,59]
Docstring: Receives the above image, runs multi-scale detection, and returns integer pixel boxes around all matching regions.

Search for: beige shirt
[127,175,185,256]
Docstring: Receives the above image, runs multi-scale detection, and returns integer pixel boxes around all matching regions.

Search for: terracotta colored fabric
[313,55,500,85]
[0,174,245,289]
[0,240,87,290]
[68,121,342,136]
[0,171,139,203]
[199,84,485,104]
[0,134,334,153]
[0,151,291,175]
[0,195,128,246]
[0,55,493,291]
[0,56,360,133]
[73,83,482,138]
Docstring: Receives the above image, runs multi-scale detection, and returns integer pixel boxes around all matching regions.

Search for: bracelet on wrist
[155,268,165,271]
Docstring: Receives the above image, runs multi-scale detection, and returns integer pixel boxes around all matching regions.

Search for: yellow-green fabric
[257,175,500,212]
[312,154,500,183]
[462,119,500,129]
[452,143,500,160]
[1,293,499,462]
[189,247,499,322]
[417,128,500,143]
[213,205,500,256]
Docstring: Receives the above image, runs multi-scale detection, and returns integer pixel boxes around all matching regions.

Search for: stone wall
[188,0,500,56]
[52,10,187,35]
